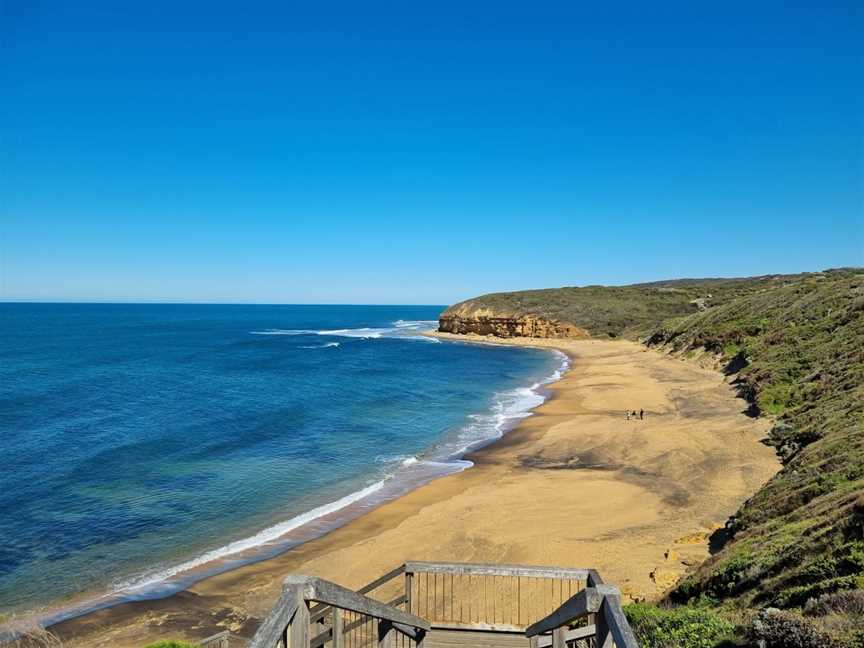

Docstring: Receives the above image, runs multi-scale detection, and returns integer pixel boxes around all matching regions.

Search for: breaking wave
[251,320,439,342]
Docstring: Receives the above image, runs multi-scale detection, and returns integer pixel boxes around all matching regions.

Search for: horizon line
[0,299,451,307]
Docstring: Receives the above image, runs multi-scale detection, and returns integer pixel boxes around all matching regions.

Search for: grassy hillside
[445,268,864,645]
[441,273,816,339]
[645,269,864,644]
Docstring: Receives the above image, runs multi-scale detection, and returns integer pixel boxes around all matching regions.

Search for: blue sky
[2,1,862,304]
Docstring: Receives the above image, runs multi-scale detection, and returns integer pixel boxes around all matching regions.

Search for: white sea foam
[114,480,385,594]
[374,454,421,467]
[393,319,438,329]
[251,320,439,342]
[300,342,341,349]
[431,348,570,459]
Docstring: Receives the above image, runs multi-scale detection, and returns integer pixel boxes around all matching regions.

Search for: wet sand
[50,337,779,647]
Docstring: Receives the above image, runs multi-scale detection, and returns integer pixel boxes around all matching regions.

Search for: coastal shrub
[623,602,735,648]
[746,608,836,648]
[143,641,199,648]
[722,342,742,358]
[758,382,797,416]
[805,590,864,617]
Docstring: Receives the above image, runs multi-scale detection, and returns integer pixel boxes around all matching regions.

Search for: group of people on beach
[625,409,645,421]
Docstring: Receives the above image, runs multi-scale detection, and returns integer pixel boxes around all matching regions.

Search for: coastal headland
[50,334,779,647]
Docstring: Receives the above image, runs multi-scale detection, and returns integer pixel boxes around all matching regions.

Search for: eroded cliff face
[439,304,589,339]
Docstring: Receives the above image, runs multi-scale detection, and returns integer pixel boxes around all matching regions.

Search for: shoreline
[4,333,567,639]
[50,335,779,647]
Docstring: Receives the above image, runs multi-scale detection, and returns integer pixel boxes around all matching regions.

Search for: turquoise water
[0,304,566,623]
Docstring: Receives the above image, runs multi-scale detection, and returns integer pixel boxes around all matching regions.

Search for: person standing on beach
[640,409,644,420]
[626,410,630,421]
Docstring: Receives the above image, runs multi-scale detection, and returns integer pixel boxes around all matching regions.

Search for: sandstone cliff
[438,304,589,339]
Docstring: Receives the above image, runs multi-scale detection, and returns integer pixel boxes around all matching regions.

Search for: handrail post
[331,608,343,648]
[552,626,567,648]
[290,594,310,648]
[405,569,413,614]
[595,590,616,648]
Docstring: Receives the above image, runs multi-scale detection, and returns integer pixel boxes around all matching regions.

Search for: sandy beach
[50,336,779,647]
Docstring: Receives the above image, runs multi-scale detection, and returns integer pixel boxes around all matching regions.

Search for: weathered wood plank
[405,572,414,615]
[551,626,566,648]
[282,576,430,631]
[601,592,638,648]
[405,562,590,581]
[423,628,527,648]
[524,589,602,637]
[332,608,343,648]
[310,564,407,623]
[309,597,415,648]
[249,586,301,648]
[289,599,310,648]
[309,625,332,648]
[535,624,596,648]
[429,621,527,633]
[360,564,407,595]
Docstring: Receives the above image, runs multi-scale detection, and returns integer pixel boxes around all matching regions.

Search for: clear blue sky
[2,1,862,304]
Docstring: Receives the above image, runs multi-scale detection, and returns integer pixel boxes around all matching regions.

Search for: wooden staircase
[204,562,638,648]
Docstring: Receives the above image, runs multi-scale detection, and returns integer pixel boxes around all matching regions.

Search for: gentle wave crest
[114,480,385,595]
[300,342,341,349]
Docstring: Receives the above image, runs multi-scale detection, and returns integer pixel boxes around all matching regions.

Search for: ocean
[0,304,566,624]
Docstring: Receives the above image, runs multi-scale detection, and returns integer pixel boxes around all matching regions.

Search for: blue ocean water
[0,304,565,622]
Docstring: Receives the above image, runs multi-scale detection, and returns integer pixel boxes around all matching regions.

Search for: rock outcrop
[439,304,588,339]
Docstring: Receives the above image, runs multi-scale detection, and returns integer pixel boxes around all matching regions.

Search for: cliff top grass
[440,271,837,339]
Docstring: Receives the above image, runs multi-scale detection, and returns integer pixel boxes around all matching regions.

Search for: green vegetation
[441,273,818,338]
[451,267,864,645]
[644,268,864,646]
[624,602,735,647]
[143,641,199,648]
[650,270,864,621]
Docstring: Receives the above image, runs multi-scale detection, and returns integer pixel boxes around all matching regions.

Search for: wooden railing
[249,575,430,648]
[246,562,638,648]
[525,584,638,648]
[403,561,599,632]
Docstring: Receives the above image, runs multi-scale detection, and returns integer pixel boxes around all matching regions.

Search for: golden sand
[54,337,779,646]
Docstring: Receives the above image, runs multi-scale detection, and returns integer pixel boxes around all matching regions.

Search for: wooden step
[424,628,528,648]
